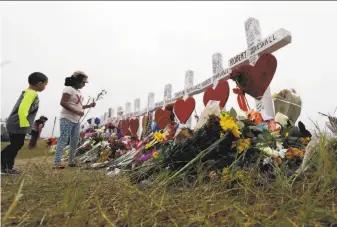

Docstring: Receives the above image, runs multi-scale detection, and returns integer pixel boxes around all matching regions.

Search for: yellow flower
[152,151,159,159]
[237,145,245,153]
[234,170,251,186]
[273,156,283,166]
[285,132,289,137]
[219,115,241,138]
[181,129,190,137]
[153,131,165,143]
[235,170,246,181]
[145,143,152,150]
[285,147,304,160]
[221,168,231,184]
[299,137,311,145]
[235,138,251,153]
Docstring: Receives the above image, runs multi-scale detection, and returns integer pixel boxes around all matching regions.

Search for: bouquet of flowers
[46,137,57,148]
[129,107,312,184]
[273,89,302,124]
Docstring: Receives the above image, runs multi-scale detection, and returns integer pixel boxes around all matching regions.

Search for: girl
[53,71,95,169]
[28,116,48,149]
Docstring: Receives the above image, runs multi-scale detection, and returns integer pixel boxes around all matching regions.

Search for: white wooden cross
[134,98,141,114]
[246,18,273,118]
[91,117,95,127]
[100,115,104,126]
[163,84,172,107]
[125,102,131,117]
[103,112,108,124]
[228,17,291,118]
[184,70,194,128]
[212,52,227,111]
[147,92,155,114]
[134,98,141,137]
[108,108,114,122]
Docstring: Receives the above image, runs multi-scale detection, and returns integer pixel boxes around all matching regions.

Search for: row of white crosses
[100,17,292,128]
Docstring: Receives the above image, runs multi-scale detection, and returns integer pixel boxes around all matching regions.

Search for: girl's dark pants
[28,130,39,149]
[1,134,25,171]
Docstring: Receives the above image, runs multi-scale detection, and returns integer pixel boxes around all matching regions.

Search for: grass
[1,137,337,227]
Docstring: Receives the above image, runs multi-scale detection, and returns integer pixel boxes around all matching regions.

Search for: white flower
[260,146,279,157]
[278,149,287,159]
[276,142,284,151]
[263,157,272,165]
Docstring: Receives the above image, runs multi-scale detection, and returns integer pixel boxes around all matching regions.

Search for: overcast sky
[1,1,336,137]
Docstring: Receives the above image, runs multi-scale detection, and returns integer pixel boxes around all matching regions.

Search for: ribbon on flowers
[233,86,249,112]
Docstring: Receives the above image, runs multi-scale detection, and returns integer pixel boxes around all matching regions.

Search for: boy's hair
[64,71,88,87]
[28,72,48,85]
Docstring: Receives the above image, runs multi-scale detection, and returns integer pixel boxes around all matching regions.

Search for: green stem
[161,134,228,186]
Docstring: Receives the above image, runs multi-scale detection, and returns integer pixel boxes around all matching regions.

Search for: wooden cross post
[108,108,114,122]
[184,70,194,128]
[134,98,141,137]
[145,92,155,135]
[100,115,104,126]
[147,92,155,114]
[212,53,226,111]
[90,117,95,128]
[245,18,274,118]
[163,84,172,107]
[125,102,131,118]
[103,112,107,125]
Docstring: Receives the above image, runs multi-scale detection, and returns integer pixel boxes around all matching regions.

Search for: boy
[1,72,48,174]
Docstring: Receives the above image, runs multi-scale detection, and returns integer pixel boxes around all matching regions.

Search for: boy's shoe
[5,168,22,175]
[1,171,8,175]
[52,164,66,169]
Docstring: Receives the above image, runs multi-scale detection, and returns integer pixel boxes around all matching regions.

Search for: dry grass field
[1,137,337,227]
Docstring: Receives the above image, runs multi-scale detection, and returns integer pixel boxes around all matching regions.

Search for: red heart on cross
[203,79,230,109]
[155,108,171,129]
[129,118,139,135]
[121,119,130,136]
[174,97,196,124]
[231,53,277,100]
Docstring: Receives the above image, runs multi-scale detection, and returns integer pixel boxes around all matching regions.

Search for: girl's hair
[64,71,88,87]
[39,116,48,121]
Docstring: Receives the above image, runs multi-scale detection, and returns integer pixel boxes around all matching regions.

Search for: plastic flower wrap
[273,88,302,124]
[194,100,221,131]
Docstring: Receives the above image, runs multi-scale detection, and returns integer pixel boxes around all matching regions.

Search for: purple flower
[95,117,101,125]
[136,153,153,163]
